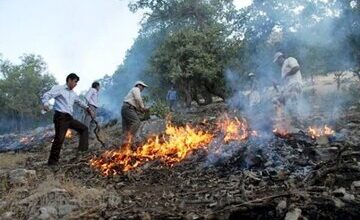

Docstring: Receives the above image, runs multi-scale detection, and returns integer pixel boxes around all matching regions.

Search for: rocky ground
[1,80,360,220]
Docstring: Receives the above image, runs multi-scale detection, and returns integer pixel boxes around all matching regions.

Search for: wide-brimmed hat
[273,52,284,63]
[134,81,148,88]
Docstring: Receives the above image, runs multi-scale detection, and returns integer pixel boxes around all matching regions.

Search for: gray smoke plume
[98,32,165,117]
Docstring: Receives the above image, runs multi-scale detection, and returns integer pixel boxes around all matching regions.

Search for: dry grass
[32,175,105,205]
[1,174,106,218]
[0,152,28,169]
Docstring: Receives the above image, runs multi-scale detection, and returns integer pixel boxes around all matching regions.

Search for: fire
[65,130,73,139]
[308,125,335,139]
[90,122,213,175]
[217,115,249,143]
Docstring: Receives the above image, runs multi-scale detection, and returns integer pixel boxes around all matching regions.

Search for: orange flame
[90,122,213,175]
[217,115,249,143]
[65,130,73,139]
[308,125,335,139]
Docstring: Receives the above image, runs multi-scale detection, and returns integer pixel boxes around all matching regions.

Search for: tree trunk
[16,111,21,133]
[192,87,201,106]
[202,89,213,105]
[185,81,192,108]
[179,79,192,108]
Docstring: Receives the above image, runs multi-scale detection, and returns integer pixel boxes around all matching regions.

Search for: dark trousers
[121,103,140,143]
[169,100,176,112]
[48,111,89,165]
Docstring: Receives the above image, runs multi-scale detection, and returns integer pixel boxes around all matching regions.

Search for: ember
[308,125,335,139]
[90,122,213,175]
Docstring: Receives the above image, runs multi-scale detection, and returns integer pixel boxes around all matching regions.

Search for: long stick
[89,113,106,148]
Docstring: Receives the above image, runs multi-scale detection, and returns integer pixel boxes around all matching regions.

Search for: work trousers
[121,103,141,143]
[48,111,88,165]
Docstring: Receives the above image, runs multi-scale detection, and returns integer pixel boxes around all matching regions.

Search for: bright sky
[0,0,252,93]
[0,0,142,92]
[234,0,253,9]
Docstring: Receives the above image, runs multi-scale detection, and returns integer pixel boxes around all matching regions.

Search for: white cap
[134,81,148,88]
[248,72,255,77]
[273,52,284,63]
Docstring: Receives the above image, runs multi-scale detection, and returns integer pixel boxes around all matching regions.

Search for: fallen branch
[214,193,292,213]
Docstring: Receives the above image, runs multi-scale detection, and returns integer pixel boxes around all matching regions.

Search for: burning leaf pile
[90,122,214,175]
[0,125,55,152]
[90,113,339,176]
[2,102,360,220]
[90,115,251,175]
[77,107,359,219]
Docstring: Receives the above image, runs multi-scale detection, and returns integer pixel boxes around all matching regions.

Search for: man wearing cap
[42,73,94,166]
[121,81,149,143]
[273,52,303,104]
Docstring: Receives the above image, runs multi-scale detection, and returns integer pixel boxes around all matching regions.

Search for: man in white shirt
[121,81,149,144]
[83,81,100,137]
[42,73,93,166]
[273,52,303,102]
[273,52,303,123]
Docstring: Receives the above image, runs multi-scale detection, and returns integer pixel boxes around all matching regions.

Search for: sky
[0,0,252,93]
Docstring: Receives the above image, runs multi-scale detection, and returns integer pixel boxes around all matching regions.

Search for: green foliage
[142,95,169,118]
[0,54,57,133]
[100,0,360,112]
[129,0,240,106]
[149,25,239,105]
[149,99,170,118]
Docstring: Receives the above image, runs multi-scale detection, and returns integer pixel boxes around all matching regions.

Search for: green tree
[0,54,57,133]
[150,26,239,106]
[128,0,240,106]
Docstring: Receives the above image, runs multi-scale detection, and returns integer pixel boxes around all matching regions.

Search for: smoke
[233,0,359,125]
[0,115,52,135]
[98,32,165,117]
[204,1,360,167]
